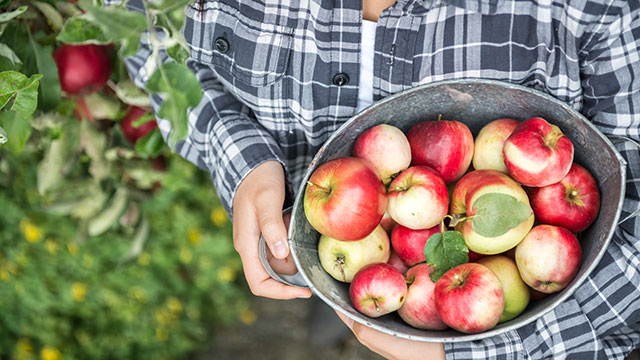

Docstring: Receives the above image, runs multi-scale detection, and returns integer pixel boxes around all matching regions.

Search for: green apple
[318,225,390,282]
[477,255,530,323]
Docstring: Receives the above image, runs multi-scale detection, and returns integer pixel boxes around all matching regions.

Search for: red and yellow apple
[387,249,409,275]
[434,263,505,334]
[407,118,474,184]
[398,263,448,330]
[391,224,440,266]
[529,163,600,233]
[477,255,530,323]
[472,118,519,173]
[387,166,449,230]
[350,263,408,318]
[353,124,412,184]
[503,117,574,187]
[515,225,582,293]
[304,157,387,241]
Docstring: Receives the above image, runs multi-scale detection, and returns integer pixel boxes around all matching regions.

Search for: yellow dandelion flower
[210,207,228,226]
[155,309,170,324]
[0,269,9,282]
[130,287,147,303]
[239,309,257,325]
[179,248,192,264]
[45,240,59,255]
[137,252,151,266]
[71,282,87,302]
[41,346,62,360]
[67,243,79,255]
[217,266,236,283]
[155,327,169,342]
[187,228,202,246]
[19,219,43,243]
[167,297,183,314]
[15,338,34,357]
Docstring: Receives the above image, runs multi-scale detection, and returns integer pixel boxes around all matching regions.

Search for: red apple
[304,157,387,241]
[391,224,440,266]
[387,249,409,275]
[451,170,534,254]
[407,118,474,184]
[120,106,158,145]
[503,117,574,187]
[379,209,398,235]
[515,225,581,294]
[434,263,505,334]
[53,44,112,95]
[472,118,519,173]
[529,163,600,233]
[353,124,412,184]
[387,166,449,230]
[349,263,407,318]
[398,263,448,330]
[468,250,485,262]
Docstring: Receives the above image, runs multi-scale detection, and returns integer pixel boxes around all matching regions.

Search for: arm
[109,0,311,299]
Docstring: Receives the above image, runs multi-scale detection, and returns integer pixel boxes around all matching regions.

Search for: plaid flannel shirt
[112,0,640,358]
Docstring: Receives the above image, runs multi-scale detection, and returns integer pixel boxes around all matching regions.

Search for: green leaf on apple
[471,193,532,238]
[424,230,469,282]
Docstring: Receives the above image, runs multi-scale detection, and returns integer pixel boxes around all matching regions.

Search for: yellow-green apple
[304,157,387,241]
[529,163,600,233]
[387,166,449,230]
[407,118,474,184]
[388,249,409,275]
[398,263,448,330]
[477,255,530,323]
[472,118,519,173]
[515,224,581,293]
[391,224,440,266]
[380,209,398,235]
[451,170,534,254]
[349,263,408,318]
[353,124,412,184]
[503,117,574,187]
[434,263,505,333]
[318,225,390,283]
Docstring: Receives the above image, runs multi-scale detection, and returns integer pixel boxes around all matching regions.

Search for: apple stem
[437,114,443,122]
[307,180,331,193]
[336,255,346,282]
[373,298,380,313]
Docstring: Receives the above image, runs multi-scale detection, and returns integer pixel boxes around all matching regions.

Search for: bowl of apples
[287,79,627,342]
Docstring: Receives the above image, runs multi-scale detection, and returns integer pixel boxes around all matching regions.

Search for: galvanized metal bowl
[288,79,626,342]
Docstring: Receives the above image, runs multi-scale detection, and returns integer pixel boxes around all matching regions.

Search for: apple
[434,263,504,333]
[472,118,519,173]
[468,250,485,262]
[387,249,409,275]
[477,255,530,323]
[515,224,581,293]
[451,170,534,254]
[387,166,449,230]
[380,209,398,234]
[503,117,574,187]
[407,118,474,184]
[398,263,448,330]
[53,44,112,95]
[120,106,158,145]
[529,163,600,233]
[349,263,407,318]
[391,224,440,266]
[304,157,387,241]
[353,124,411,184]
[318,225,390,282]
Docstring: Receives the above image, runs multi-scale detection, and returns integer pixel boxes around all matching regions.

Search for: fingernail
[272,240,288,258]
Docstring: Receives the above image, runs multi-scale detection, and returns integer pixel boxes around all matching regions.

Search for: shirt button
[214,37,230,54]
[332,73,350,86]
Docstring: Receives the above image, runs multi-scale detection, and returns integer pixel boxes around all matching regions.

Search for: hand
[336,311,445,360]
[232,161,312,299]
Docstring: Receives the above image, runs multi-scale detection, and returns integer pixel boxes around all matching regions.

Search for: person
[111,0,640,358]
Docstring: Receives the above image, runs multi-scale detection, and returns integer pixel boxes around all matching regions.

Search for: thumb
[255,192,289,260]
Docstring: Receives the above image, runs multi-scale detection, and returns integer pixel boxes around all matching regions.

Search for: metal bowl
[288,79,626,342]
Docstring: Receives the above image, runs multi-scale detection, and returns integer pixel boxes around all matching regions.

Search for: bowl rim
[289,78,627,342]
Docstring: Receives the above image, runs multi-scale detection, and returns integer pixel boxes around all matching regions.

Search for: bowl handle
[607,135,640,225]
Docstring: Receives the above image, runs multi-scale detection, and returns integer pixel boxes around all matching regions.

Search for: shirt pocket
[187,5,293,87]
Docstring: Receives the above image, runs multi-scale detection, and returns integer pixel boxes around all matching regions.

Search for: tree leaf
[471,193,533,237]
[82,92,122,120]
[0,110,31,153]
[0,6,28,23]
[87,188,128,236]
[0,71,42,113]
[113,79,150,107]
[0,43,22,69]
[118,216,149,266]
[0,125,7,144]
[27,39,60,111]
[134,129,164,158]
[80,120,111,181]
[57,16,110,44]
[32,1,64,31]
[424,230,469,282]
[166,44,189,64]
[37,137,70,195]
